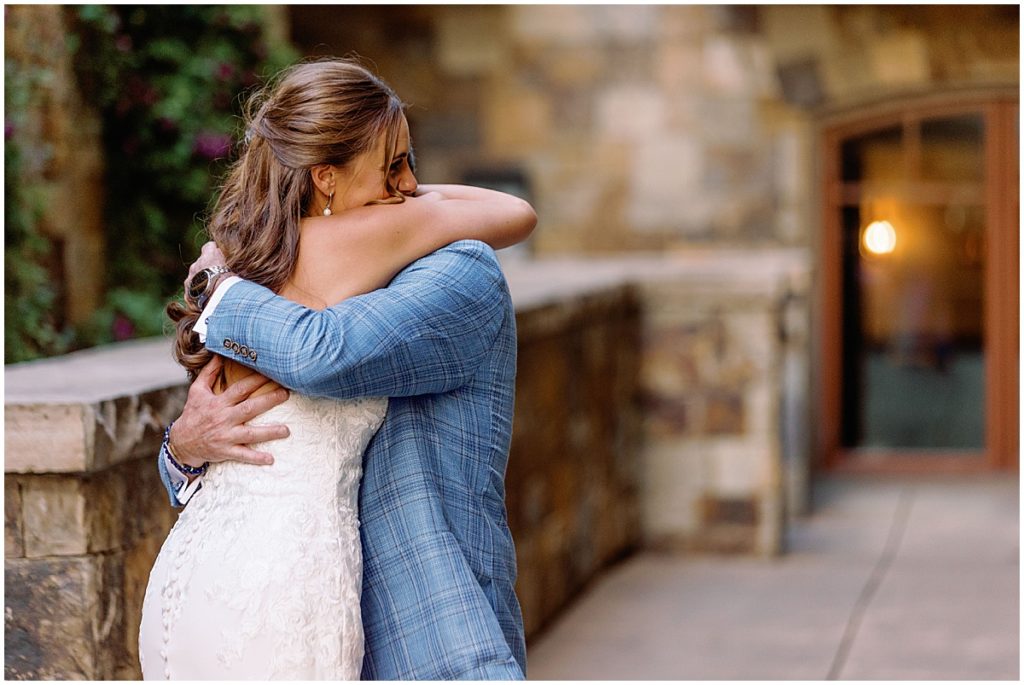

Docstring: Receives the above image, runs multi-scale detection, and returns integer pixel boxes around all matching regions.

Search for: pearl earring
[323,190,334,216]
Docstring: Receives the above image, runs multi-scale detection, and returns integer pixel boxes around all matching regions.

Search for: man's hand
[185,241,229,294]
[168,356,290,467]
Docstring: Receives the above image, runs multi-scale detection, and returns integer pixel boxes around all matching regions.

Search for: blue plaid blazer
[160,240,526,679]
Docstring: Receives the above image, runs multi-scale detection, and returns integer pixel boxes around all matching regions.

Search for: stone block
[82,470,126,554]
[596,86,666,141]
[5,390,186,476]
[627,136,703,232]
[869,30,932,87]
[22,477,87,557]
[656,43,704,92]
[656,5,714,39]
[436,6,508,77]
[483,80,552,156]
[509,5,597,46]
[590,5,658,43]
[6,478,24,558]
[5,553,126,680]
[642,440,705,541]
[544,44,606,88]
[698,96,758,146]
[760,5,837,64]
[4,404,92,474]
[706,439,763,495]
[703,37,753,95]
[704,391,745,435]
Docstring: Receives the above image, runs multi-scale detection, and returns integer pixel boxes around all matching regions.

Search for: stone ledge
[502,247,811,307]
[5,251,806,477]
[3,264,641,475]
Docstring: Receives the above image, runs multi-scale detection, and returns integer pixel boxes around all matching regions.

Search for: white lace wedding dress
[138,395,387,680]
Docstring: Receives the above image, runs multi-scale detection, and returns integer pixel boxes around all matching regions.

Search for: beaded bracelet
[163,422,209,476]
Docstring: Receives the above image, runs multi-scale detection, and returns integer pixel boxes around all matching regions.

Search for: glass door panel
[920,114,985,182]
[839,112,988,452]
[841,202,986,450]
[840,125,904,182]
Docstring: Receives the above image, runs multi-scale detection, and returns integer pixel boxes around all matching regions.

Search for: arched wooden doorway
[819,89,1018,472]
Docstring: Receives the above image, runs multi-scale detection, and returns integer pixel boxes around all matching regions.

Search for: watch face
[188,270,211,301]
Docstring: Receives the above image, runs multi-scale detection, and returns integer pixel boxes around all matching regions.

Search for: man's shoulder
[432,239,499,264]
[398,240,503,281]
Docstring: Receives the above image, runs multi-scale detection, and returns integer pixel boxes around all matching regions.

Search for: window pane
[920,114,985,183]
[840,125,904,182]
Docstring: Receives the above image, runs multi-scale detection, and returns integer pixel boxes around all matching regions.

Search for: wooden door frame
[818,88,1019,473]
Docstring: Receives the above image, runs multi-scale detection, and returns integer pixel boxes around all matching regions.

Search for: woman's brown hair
[167,58,407,380]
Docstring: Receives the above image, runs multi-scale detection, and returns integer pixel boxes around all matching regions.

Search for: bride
[137,58,535,679]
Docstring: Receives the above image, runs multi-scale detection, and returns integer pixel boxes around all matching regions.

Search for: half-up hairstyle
[168,58,407,380]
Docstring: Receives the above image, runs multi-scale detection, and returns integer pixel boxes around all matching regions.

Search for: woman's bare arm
[290,185,536,306]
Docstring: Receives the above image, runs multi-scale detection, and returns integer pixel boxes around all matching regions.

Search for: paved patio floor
[526,475,1019,681]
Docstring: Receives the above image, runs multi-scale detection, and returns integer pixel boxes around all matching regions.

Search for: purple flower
[215,62,236,82]
[112,314,135,341]
[193,131,232,160]
[5,121,14,140]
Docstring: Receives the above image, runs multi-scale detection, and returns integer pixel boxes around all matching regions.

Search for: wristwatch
[187,265,232,310]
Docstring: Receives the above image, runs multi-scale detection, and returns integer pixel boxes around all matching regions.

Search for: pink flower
[112,314,135,341]
[216,62,236,82]
[193,131,232,160]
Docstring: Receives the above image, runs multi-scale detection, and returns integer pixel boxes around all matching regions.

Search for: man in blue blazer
[158,239,526,679]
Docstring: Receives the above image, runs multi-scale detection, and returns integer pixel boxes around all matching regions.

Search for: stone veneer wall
[4,271,642,679]
[289,5,1017,256]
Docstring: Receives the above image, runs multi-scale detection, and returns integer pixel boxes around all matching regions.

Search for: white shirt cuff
[164,450,204,505]
[192,276,242,343]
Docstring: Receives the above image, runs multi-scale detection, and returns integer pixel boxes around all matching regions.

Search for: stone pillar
[634,250,810,556]
[504,250,811,558]
[5,340,186,679]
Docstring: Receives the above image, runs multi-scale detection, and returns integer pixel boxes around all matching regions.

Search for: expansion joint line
[826,488,914,680]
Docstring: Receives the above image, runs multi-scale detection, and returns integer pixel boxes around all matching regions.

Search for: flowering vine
[6,5,297,359]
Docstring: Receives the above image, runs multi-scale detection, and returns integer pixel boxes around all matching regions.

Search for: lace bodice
[139,395,387,680]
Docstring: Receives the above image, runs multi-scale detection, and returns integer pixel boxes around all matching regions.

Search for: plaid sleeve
[203,240,508,399]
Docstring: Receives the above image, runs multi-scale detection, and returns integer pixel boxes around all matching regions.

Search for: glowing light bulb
[862,220,896,256]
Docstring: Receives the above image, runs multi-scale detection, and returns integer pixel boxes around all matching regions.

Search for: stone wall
[505,271,643,637]
[289,5,1017,257]
[5,342,186,679]
[3,272,643,678]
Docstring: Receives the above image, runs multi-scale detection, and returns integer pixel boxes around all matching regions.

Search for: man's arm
[204,239,509,399]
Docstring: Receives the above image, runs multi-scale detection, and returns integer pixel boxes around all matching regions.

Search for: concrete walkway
[526,475,1019,680]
